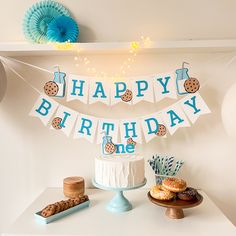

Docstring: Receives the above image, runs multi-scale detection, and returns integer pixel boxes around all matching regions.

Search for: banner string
[0,57,42,95]
[0,56,53,74]
[0,55,211,82]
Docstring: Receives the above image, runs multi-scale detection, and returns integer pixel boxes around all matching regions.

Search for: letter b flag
[29,95,59,126]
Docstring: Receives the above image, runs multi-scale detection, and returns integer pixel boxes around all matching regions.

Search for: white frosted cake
[95,155,145,188]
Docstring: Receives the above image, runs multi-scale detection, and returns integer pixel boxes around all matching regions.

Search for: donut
[177,187,198,201]
[162,177,187,193]
[150,185,175,201]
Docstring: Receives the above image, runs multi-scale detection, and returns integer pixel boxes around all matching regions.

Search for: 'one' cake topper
[101,132,136,156]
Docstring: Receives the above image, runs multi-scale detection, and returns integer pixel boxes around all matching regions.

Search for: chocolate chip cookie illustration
[121,89,133,102]
[105,142,116,154]
[44,81,59,96]
[184,77,200,93]
[127,137,137,146]
[156,124,167,137]
[52,117,62,130]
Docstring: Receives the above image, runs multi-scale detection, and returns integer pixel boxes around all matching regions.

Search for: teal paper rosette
[23,0,70,43]
[47,16,79,43]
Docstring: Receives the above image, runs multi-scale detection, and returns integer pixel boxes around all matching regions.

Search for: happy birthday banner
[29,92,210,143]
[0,56,211,143]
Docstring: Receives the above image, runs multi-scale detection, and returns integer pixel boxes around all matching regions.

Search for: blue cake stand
[92,178,147,213]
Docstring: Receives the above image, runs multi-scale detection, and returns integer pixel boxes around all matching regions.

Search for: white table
[2,188,236,236]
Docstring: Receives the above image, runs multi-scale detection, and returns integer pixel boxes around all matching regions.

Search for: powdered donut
[150,185,175,201]
[162,177,187,193]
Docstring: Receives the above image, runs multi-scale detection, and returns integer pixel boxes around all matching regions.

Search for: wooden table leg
[165,208,184,219]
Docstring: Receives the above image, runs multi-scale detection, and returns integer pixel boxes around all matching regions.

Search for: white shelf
[1,40,236,56]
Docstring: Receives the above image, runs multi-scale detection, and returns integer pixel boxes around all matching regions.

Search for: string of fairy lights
[51,36,152,79]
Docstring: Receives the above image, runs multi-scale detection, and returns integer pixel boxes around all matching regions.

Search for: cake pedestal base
[147,191,203,219]
[92,178,147,213]
[107,191,132,213]
[165,208,184,219]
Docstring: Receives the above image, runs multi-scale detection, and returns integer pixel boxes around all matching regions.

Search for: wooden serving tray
[35,200,90,224]
[147,192,203,219]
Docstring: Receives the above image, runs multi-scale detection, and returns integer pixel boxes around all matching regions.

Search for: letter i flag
[50,105,78,137]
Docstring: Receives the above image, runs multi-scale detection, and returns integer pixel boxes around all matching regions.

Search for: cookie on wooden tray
[105,142,116,154]
[121,89,133,102]
[156,124,167,137]
[44,81,59,96]
[184,77,200,93]
[52,117,62,130]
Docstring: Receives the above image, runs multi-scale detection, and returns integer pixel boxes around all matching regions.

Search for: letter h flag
[67,75,89,104]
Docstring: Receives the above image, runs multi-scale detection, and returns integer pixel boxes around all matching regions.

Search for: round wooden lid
[63,176,84,185]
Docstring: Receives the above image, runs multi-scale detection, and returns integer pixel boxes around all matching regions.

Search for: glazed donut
[177,187,198,201]
[150,185,175,201]
[162,177,187,193]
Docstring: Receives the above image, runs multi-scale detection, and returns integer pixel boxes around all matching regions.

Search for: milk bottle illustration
[53,66,66,98]
[175,63,189,95]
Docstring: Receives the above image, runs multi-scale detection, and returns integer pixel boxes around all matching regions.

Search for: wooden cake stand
[147,191,203,219]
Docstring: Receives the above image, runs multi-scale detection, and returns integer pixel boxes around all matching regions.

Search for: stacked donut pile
[150,177,198,201]
[40,195,89,218]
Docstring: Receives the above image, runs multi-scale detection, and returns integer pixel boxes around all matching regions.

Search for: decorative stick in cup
[148,155,184,184]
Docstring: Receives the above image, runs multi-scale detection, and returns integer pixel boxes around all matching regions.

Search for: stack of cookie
[40,195,89,218]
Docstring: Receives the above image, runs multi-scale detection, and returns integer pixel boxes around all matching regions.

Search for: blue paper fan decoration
[47,16,79,43]
[23,0,70,43]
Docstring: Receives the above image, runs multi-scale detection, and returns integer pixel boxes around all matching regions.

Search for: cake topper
[101,132,136,156]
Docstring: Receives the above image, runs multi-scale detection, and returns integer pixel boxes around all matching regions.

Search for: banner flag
[132,77,154,104]
[29,95,59,126]
[50,105,78,137]
[74,114,98,143]
[67,75,89,104]
[89,79,110,105]
[180,92,211,124]
[97,118,120,144]
[153,72,177,102]
[141,112,167,142]
[110,80,132,105]
[161,103,190,135]
[120,118,142,144]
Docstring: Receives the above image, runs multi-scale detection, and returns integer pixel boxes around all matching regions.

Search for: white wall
[0,0,236,232]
